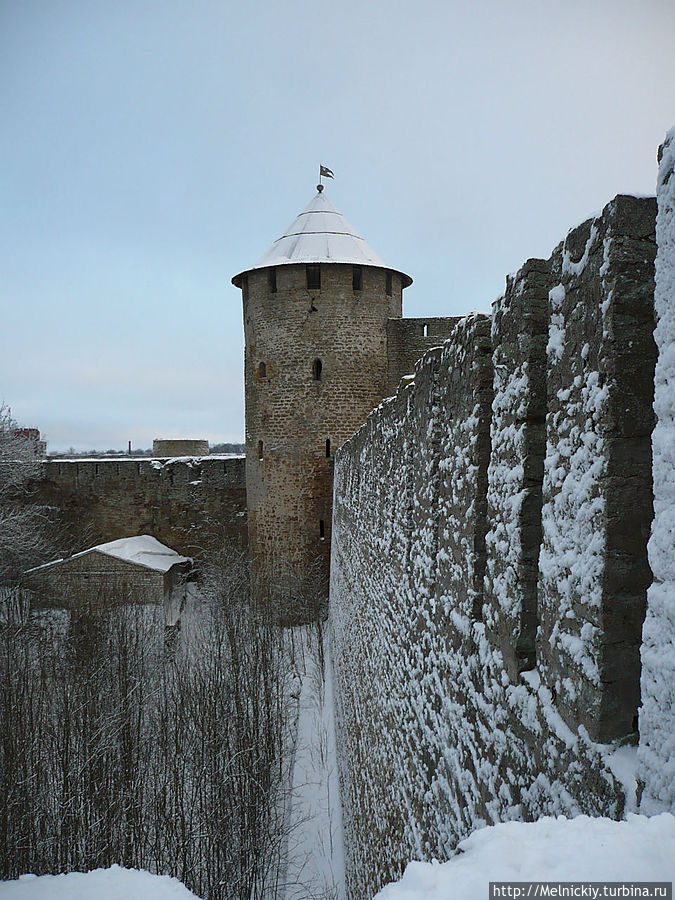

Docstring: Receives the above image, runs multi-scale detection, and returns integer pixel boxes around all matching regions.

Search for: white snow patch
[0,866,200,899]
[562,223,599,277]
[374,814,675,899]
[27,535,190,574]
[605,745,638,813]
[284,626,345,900]
[546,285,566,361]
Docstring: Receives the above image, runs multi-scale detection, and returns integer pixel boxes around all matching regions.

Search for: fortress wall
[386,316,460,396]
[537,196,657,744]
[639,130,675,812]
[331,195,658,900]
[152,439,210,457]
[484,258,550,680]
[329,384,416,894]
[32,456,247,559]
[331,318,494,899]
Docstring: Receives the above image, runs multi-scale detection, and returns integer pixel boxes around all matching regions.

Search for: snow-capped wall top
[232,191,412,287]
[373,815,675,899]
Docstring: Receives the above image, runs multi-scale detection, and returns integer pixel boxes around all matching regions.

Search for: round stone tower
[232,187,412,620]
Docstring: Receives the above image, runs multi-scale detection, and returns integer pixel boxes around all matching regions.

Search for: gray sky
[1,0,673,452]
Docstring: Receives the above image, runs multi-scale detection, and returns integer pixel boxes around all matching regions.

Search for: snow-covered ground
[0,865,200,899]
[283,624,345,900]
[374,814,675,899]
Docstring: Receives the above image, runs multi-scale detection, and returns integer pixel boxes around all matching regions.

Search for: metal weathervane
[317,164,334,192]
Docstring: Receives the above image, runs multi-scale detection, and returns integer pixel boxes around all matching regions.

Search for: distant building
[12,427,46,457]
[25,535,191,617]
[152,438,210,457]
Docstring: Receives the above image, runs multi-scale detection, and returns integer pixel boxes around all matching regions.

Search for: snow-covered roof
[28,535,190,575]
[232,190,412,287]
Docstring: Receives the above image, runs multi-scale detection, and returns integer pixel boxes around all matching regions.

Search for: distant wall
[330,195,657,900]
[32,456,247,559]
[152,439,210,457]
[386,316,460,395]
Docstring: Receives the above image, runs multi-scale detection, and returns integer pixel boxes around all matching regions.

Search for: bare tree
[0,404,54,588]
[0,550,296,900]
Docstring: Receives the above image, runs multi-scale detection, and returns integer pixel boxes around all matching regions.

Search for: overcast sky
[1,0,674,452]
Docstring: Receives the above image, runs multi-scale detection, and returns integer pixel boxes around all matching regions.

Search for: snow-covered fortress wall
[32,456,247,558]
[330,194,658,900]
[538,197,657,744]
[638,129,675,812]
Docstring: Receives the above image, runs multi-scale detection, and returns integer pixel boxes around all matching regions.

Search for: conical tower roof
[232,191,412,287]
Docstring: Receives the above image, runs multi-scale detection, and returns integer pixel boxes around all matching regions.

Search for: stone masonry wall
[26,550,174,609]
[537,196,656,743]
[484,258,550,680]
[386,316,460,396]
[330,195,657,900]
[31,456,247,559]
[638,129,675,812]
[240,262,404,618]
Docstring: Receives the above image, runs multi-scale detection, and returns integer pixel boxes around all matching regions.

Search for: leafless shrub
[0,404,57,588]
[0,550,295,900]
[250,553,329,626]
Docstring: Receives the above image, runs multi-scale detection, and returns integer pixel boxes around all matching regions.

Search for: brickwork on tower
[237,261,403,617]
[152,439,210,457]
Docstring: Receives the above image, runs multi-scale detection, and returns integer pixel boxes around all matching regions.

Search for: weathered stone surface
[330,195,658,899]
[26,546,189,612]
[386,316,460,396]
[537,195,656,743]
[152,439,210,457]
[638,128,675,813]
[484,256,551,679]
[30,456,247,559]
[239,262,404,618]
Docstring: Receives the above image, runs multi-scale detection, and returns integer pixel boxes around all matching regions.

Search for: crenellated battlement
[31,455,247,559]
[329,194,660,899]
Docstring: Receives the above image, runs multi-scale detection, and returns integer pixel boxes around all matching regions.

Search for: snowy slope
[0,865,200,899]
[374,814,675,899]
[283,625,345,900]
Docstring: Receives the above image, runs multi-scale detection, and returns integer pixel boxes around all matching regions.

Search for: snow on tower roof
[232,191,412,287]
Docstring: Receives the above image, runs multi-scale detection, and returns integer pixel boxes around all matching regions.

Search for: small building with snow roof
[25,535,191,615]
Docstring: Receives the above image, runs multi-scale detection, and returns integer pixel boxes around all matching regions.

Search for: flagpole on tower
[317,164,334,193]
